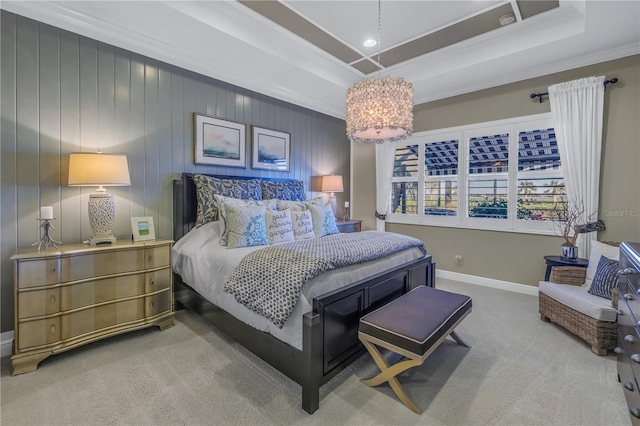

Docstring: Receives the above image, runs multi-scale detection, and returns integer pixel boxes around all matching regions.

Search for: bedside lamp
[68,152,131,246]
[320,175,343,216]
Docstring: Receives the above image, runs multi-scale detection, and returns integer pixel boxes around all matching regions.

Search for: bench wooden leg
[360,338,424,414]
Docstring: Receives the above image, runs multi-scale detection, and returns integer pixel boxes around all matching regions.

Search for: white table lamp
[68,152,131,245]
[320,175,343,217]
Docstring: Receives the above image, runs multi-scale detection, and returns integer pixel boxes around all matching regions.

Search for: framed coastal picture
[251,126,290,171]
[194,113,246,167]
[131,216,156,241]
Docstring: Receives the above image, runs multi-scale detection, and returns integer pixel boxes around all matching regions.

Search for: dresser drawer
[60,274,146,312]
[145,268,171,293]
[145,246,170,269]
[60,299,146,340]
[18,288,60,319]
[146,291,172,317]
[61,249,145,282]
[17,258,60,288]
[17,318,60,350]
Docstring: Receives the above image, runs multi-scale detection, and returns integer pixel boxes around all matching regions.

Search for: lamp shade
[68,153,131,187]
[320,175,344,193]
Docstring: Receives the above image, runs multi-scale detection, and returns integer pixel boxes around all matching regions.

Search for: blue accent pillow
[309,203,339,238]
[224,204,268,249]
[588,255,620,300]
[261,180,306,201]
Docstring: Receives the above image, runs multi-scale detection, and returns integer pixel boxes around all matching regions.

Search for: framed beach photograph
[251,126,290,171]
[194,113,246,167]
[131,216,156,241]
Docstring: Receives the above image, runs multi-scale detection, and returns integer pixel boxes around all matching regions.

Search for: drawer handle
[624,293,633,300]
[49,266,56,273]
[148,255,153,262]
[614,347,623,354]
[150,302,155,308]
[624,381,635,391]
[632,354,640,364]
[625,335,636,343]
[631,407,640,419]
[620,268,638,275]
[50,324,56,333]
[49,295,56,304]
[150,280,154,286]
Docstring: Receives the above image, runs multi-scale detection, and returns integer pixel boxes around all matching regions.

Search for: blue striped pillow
[588,255,620,300]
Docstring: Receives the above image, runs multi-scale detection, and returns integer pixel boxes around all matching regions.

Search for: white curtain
[548,76,605,258]
[375,142,397,231]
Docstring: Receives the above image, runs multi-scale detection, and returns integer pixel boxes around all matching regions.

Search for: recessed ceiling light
[499,12,516,26]
[363,39,377,48]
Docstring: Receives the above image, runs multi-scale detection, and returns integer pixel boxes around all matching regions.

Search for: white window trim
[388,112,564,236]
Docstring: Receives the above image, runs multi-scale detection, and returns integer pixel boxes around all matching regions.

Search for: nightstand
[11,239,174,375]
[336,219,362,233]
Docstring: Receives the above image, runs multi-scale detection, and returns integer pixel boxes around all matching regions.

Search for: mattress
[171,221,426,349]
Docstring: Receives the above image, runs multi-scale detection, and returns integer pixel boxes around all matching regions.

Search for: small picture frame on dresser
[131,216,156,241]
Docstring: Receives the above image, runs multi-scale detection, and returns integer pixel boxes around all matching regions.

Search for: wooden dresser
[11,239,174,375]
[616,241,640,424]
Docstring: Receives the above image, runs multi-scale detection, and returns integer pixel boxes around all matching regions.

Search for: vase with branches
[551,197,601,260]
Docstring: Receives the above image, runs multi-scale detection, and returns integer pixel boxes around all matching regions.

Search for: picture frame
[251,126,290,171]
[194,113,246,167]
[131,216,156,241]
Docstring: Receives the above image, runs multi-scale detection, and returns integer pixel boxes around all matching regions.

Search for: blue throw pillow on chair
[588,255,620,300]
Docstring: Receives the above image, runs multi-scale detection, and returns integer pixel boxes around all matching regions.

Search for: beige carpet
[0,279,631,425]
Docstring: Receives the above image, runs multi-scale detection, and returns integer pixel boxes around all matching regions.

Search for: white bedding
[172,221,426,349]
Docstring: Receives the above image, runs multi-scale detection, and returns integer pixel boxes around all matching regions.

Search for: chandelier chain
[376,0,381,74]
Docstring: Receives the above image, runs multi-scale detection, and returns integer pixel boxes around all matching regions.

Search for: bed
[172,173,435,413]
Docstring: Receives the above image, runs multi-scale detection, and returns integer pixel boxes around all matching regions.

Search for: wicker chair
[538,241,619,356]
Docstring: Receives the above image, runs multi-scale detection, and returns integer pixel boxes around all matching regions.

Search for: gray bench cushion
[359,286,472,356]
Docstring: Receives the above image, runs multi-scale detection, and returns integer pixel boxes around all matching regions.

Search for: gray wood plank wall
[0,11,350,332]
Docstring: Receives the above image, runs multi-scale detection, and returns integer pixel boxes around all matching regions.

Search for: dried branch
[551,197,597,246]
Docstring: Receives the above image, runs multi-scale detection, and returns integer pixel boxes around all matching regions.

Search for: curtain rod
[529,78,619,103]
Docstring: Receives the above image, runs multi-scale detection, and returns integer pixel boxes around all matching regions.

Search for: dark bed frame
[172,173,435,414]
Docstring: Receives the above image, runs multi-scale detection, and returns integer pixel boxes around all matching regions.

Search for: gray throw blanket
[224,231,426,328]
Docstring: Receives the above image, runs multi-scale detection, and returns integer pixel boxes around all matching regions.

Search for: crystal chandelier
[346,0,414,144]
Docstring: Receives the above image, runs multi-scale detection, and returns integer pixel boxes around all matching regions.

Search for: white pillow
[265,208,294,244]
[309,203,339,238]
[224,204,268,249]
[291,209,315,240]
[215,194,277,245]
[586,240,619,285]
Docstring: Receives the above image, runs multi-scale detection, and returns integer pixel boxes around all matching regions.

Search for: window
[388,113,565,234]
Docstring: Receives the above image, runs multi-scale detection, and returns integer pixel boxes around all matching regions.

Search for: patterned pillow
[215,194,277,246]
[291,209,315,240]
[309,203,339,238]
[193,175,262,227]
[588,255,620,300]
[224,204,268,249]
[276,196,325,212]
[261,180,306,201]
[265,209,294,244]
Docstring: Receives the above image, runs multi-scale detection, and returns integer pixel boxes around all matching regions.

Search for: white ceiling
[2,1,639,119]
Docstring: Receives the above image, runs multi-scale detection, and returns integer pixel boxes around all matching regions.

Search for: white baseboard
[1,330,14,358]
[437,270,539,297]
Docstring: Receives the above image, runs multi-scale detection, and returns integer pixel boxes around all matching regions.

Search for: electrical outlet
[455,255,463,265]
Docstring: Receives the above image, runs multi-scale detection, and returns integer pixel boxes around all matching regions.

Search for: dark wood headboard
[172,173,300,241]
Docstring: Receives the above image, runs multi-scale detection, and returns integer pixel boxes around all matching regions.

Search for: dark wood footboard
[174,254,433,413]
[172,173,435,413]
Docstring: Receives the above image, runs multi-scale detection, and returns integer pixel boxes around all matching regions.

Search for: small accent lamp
[68,152,131,246]
[320,175,343,216]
